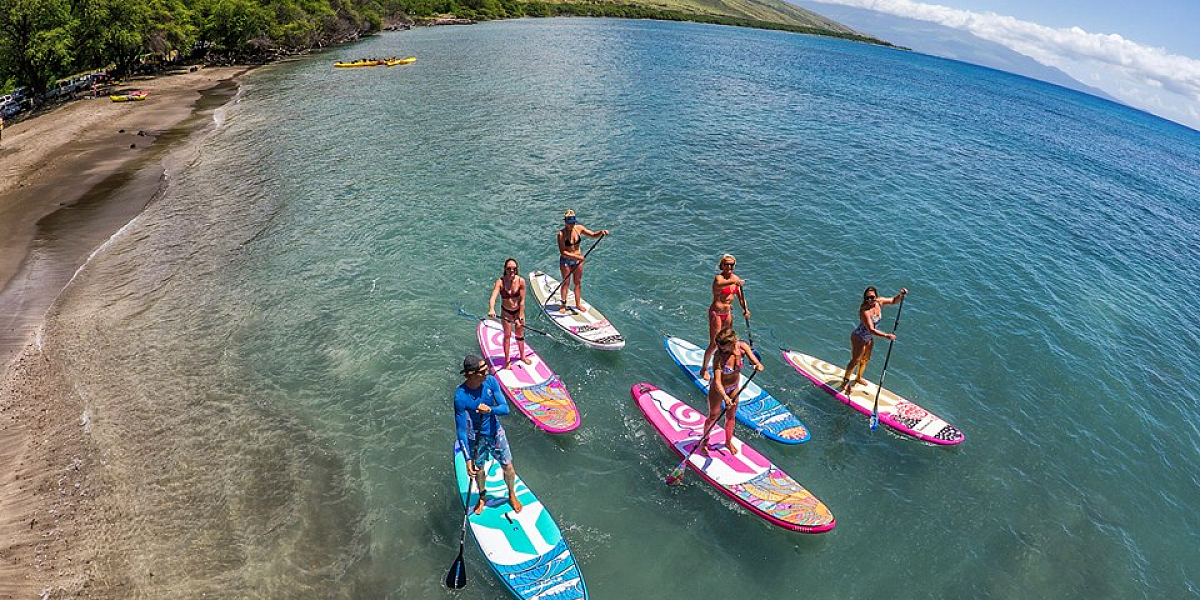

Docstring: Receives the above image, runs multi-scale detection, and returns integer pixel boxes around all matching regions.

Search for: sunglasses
[865,296,877,301]
[721,262,735,268]
[504,266,518,272]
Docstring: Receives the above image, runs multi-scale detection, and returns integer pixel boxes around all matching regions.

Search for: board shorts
[559,257,581,269]
[471,427,513,466]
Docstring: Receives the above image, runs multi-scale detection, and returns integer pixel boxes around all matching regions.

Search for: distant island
[0,0,890,106]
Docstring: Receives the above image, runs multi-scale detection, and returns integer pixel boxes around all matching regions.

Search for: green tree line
[1,0,888,97]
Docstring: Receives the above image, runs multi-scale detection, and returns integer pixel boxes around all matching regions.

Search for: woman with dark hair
[487,258,530,370]
[840,286,907,395]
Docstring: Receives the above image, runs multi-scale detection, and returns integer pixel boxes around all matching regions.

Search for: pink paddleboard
[477,319,579,433]
[631,383,835,533]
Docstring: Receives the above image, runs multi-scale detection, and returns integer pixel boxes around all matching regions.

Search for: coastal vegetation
[0,0,886,99]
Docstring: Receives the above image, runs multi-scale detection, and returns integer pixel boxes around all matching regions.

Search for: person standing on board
[454,354,523,514]
[703,328,763,455]
[701,254,749,381]
[557,209,609,313]
[839,286,907,395]
[487,257,530,370]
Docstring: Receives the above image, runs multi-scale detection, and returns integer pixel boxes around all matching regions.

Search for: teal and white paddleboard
[453,441,588,599]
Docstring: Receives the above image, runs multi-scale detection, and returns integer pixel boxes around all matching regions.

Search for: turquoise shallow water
[44,18,1200,599]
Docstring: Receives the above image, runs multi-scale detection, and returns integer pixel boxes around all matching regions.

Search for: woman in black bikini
[557,209,610,313]
[839,286,907,395]
[488,258,530,370]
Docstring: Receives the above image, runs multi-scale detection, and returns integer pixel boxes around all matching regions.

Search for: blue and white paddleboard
[453,441,588,600]
[664,336,810,444]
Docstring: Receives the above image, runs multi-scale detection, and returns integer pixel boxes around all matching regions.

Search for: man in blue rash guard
[454,354,523,514]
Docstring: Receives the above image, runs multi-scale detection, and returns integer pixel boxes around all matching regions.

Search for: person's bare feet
[474,496,487,515]
[509,494,523,513]
[521,355,531,365]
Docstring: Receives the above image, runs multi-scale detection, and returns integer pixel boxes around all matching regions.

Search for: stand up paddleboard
[477,319,580,433]
[781,350,964,445]
[631,383,834,533]
[453,441,588,599]
[528,270,625,350]
[664,336,809,444]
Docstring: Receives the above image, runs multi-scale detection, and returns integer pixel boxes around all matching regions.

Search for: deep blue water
[46,17,1200,599]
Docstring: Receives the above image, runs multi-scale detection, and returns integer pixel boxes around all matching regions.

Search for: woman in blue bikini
[840,286,907,395]
[556,209,610,313]
[703,327,763,455]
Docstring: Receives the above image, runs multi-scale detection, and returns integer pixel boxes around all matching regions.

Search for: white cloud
[811,0,1200,129]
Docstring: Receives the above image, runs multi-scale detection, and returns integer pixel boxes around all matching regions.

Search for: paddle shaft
[445,437,481,589]
[543,233,606,313]
[456,307,553,338]
[667,369,758,483]
[739,283,754,348]
[870,295,905,429]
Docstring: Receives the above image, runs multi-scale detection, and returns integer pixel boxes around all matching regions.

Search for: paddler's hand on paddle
[487,310,497,319]
[466,460,480,477]
[476,403,492,414]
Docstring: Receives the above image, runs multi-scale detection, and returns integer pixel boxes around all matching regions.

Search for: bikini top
[717,348,744,374]
[499,279,520,300]
[721,284,738,297]
[561,229,580,248]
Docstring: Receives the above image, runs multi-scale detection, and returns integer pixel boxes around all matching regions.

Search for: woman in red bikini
[702,254,749,381]
[487,258,530,370]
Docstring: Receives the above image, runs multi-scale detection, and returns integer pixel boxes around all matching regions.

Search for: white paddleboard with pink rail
[631,383,835,533]
[477,319,580,433]
[781,349,964,445]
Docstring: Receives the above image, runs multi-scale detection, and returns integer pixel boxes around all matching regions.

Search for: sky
[804,0,1200,131]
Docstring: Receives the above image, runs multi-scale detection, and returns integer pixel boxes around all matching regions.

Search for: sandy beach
[0,66,247,599]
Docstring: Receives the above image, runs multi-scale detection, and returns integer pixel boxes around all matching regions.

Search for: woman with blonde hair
[701,254,748,381]
[703,327,763,455]
[556,209,610,313]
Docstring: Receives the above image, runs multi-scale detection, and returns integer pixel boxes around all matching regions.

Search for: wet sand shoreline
[0,66,249,599]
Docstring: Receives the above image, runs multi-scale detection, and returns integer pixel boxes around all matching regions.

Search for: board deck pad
[631,383,835,533]
[454,441,588,599]
[477,319,580,433]
[664,336,809,444]
[781,349,964,445]
[528,270,625,350]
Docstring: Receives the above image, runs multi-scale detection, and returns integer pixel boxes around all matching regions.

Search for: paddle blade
[665,460,688,486]
[445,552,466,589]
[869,414,879,431]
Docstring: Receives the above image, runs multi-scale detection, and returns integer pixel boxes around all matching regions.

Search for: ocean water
[41,18,1200,599]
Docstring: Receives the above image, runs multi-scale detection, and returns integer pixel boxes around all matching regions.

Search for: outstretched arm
[882,288,908,305]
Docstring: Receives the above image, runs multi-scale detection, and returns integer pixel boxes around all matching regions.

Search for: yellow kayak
[385,57,417,66]
[334,60,382,68]
[110,91,149,102]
